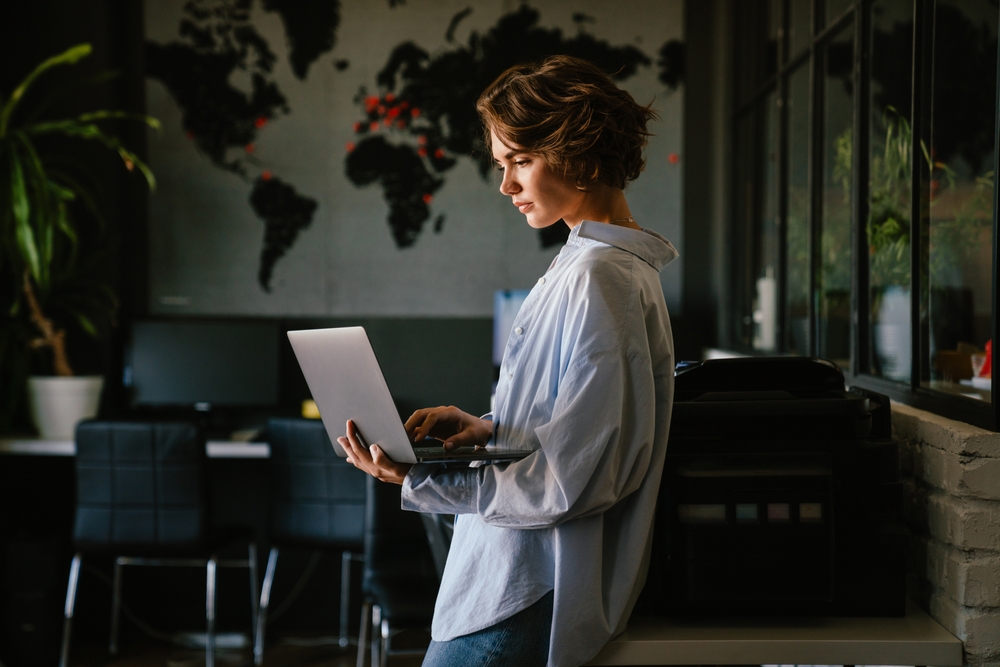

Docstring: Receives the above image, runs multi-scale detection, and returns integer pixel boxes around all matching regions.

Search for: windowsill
[925,379,991,403]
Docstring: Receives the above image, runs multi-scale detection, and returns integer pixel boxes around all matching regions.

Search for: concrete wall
[896,402,1000,666]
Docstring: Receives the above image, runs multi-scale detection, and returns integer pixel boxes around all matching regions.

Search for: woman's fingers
[405,406,449,441]
[441,418,492,451]
[403,409,431,436]
[341,420,412,485]
[340,421,372,466]
[406,405,480,443]
[337,437,352,463]
[414,411,445,442]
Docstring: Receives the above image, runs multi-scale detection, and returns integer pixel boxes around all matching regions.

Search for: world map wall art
[145,0,685,317]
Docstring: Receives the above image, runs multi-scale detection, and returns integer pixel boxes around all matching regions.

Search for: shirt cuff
[401,463,479,515]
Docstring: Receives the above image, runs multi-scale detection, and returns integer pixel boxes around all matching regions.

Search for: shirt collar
[568,221,679,271]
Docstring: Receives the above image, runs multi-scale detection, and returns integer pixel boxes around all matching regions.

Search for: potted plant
[0,43,157,438]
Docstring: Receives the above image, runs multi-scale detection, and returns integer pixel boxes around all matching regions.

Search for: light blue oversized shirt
[401,221,677,667]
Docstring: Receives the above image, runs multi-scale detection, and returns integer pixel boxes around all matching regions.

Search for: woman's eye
[514,160,529,167]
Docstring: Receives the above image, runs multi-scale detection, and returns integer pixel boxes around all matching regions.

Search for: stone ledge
[932,591,1000,663]
[927,492,1000,551]
[892,402,1000,458]
[904,439,1000,499]
[926,538,1000,608]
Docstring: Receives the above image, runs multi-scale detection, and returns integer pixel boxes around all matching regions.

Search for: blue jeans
[422,590,554,667]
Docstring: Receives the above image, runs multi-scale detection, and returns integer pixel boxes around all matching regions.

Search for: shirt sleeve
[402,346,656,528]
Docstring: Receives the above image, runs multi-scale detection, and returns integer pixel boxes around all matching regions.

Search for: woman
[339,54,677,667]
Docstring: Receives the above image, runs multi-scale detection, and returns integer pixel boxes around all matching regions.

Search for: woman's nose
[500,170,519,196]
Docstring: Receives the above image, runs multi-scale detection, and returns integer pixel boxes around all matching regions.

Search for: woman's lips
[515,201,533,213]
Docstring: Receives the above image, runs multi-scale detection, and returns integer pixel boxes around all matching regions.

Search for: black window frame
[728,0,1000,430]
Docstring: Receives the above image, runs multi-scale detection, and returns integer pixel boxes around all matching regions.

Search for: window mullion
[991,4,1000,429]
[809,1,825,357]
[910,0,932,391]
[852,1,872,376]
[777,0,791,353]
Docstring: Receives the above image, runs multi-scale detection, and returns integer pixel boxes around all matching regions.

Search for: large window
[730,0,998,429]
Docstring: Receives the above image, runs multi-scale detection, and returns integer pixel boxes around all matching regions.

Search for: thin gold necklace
[608,217,636,226]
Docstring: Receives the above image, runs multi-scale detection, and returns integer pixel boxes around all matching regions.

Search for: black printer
[641,357,904,617]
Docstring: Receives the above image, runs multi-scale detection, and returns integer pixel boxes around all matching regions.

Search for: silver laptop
[287,326,532,464]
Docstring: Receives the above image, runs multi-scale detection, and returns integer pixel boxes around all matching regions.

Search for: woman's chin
[525,216,563,230]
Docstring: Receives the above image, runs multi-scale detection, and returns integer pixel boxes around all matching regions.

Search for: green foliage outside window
[830,108,993,294]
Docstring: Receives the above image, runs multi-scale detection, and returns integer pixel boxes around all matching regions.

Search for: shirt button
[538,277,546,285]
[514,327,523,335]
[508,372,513,379]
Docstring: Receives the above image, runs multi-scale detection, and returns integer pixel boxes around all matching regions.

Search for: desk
[587,601,962,665]
[0,437,271,458]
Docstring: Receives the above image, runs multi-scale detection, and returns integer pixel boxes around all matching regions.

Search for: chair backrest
[266,418,366,547]
[362,475,438,592]
[73,421,206,551]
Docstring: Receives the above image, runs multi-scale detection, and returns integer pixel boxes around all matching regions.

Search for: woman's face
[490,130,586,229]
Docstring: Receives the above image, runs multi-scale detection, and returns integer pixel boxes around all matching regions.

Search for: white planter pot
[874,286,912,382]
[27,376,104,440]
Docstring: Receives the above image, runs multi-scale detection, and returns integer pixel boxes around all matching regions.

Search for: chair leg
[109,557,124,654]
[248,542,260,651]
[356,600,371,667]
[340,550,352,648]
[254,547,278,666]
[370,604,382,667]
[59,553,82,667]
[206,556,217,667]
[379,617,390,667]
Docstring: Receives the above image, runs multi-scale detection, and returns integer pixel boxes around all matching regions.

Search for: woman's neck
[562,185,638,230]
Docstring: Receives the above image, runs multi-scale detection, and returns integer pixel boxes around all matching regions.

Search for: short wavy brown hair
[476,55,658,190]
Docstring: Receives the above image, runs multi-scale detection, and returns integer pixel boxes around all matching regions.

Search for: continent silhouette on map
[147,0,288,175]
[658,39,685,90]
[147,0,341,290]
[262,0,342,80]
[345,5,652,249]
[250,175,319,291]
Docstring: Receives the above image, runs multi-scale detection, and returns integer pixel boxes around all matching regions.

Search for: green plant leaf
[76,110,161,132]
[75,313,98,337]
[0,44,92,138]
[47,168,105,230]
[8,147,41,283]
[21,70,122,125]
[24,121,157,191]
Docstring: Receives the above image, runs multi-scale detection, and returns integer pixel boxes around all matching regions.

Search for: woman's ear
[573,157,600,191]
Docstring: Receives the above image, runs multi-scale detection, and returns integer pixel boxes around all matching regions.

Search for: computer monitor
[126,320,279,410]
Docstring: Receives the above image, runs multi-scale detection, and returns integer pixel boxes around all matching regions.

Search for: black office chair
[59,421,258,667]
[254,418,366,664]
[357,475,439,667]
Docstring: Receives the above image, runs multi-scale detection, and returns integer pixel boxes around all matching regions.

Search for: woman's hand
[338,419,412,485]
[404,405,493,451]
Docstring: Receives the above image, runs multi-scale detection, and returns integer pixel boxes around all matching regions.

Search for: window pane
[819,24,855,369]
[733,110,756,347]
[770,0,783,64]
[753,91,781,352]
[924,0,997,403]
[735,0,780,106]
[785,64,811,354]
[790,0,812,60]
[869,0,913,382]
